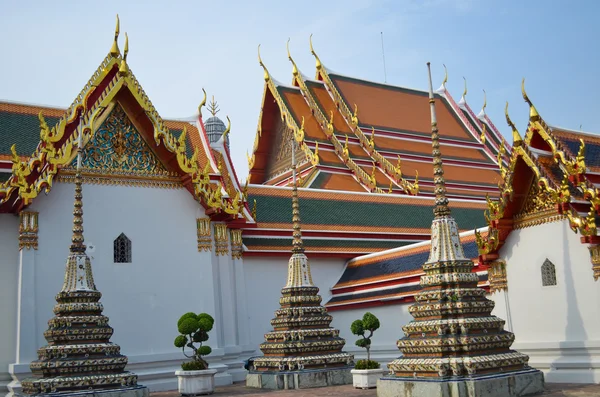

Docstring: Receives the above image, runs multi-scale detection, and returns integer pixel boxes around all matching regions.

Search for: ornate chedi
[246,136,353,389]
[378,64,544,396]
[20,121,146,396]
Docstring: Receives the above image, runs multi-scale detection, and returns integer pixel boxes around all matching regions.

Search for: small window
[114,233,132,263]
[541,259,557,286]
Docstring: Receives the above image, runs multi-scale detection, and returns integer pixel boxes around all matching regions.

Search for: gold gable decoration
[0,20,247,219]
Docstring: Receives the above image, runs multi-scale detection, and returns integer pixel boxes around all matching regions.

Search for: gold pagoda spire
[291,133,304,254]
[427,62,451,218]
[70,117,86,253]
[208,96,220,117]
[110,14,120,57]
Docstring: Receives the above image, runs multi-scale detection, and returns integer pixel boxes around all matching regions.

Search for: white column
[233,256,250,348]
[15,212,39,364]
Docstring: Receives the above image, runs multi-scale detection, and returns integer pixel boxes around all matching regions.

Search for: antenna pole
[381,32,387,83]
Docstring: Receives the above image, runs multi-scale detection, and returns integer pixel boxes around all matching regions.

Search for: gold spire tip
[442,64,448,88]
[208,95,219,117]
[118,33,129,76]
[309,34,322,70]
[198,88,207,116]
[110,14,120,57]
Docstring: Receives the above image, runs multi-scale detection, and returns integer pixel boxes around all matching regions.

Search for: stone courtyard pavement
[151,382,600,397]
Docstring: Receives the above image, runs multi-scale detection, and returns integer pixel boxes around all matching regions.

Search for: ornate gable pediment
[61,103,180,186]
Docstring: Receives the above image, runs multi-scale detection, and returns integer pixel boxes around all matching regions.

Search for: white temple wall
[243,256,346,353]
[0,214,19,390]
[492,219,600,383]
[4,181,253,395]
[27,182,208,357]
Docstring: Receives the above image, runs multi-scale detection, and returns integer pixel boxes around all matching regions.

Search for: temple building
[1,17,599,396]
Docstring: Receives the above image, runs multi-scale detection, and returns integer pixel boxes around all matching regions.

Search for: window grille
[114,233,132,263]
[541,259,557,286]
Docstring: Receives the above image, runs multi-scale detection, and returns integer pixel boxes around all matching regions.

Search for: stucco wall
[490,219,600,382]
[0,214,19,387]
[27,181,212,357]
[498,219,600,343]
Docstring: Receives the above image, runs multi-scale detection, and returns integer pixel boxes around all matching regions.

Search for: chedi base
[376,368,545,397]
[246,367,353,390]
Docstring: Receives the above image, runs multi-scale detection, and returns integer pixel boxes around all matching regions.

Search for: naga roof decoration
[248,36,508,201]
[0,17,253,223]
[475,79,600,281]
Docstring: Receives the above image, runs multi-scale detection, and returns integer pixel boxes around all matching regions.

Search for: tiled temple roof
[248,47,507,201]
[243,185,488,256]
[325,229,490,310]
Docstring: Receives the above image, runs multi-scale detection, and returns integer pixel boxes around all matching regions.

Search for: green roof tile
[248,192,486,229]
[0,112,60,156]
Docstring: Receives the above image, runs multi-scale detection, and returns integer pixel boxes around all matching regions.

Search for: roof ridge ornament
[436,64,448,93]
[458,76,467,108]
[208,95,220,117]
[505,102,523,147]
[521,78,540,121]
[258,44,270,82]
[477,89,487,120]
[309,34,323,72]
[286,38,299,78]
[110,14,120,57]
[118,33,129,76]
[198,88,207,118]
[222,116,231,140]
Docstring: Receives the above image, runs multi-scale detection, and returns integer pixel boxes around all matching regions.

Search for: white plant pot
[175,368,218,396]
[351,368,385,389]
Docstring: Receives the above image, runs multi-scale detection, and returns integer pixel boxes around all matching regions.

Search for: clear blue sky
[1,0,598,179]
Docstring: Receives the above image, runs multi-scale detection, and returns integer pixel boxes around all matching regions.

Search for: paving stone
[150,381,600,397]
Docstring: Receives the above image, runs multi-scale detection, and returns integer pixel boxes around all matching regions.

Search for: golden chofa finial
[505,101,523,147]
[110,14,120,57]
[258,44,270,82]
[438,63,448,92]
[198,88,207,118]
[208,95,220,117]
[462,77,468,98]
[309,34,322,71]
[287,38,299,78]
[118,32,129,76]
[521,78,540,121]
[222,116,231,139]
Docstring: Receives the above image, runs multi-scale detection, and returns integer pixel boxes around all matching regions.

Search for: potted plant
[174,312,218,395]
[350,312,384,389]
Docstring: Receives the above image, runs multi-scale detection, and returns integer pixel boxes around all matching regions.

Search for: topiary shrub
[350,312,381,369]
[174,312,214,371]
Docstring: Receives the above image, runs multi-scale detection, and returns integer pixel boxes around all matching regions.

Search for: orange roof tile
[374,135,489,163]
[319,173,365,192]
[308,84,352,134]
[280,89,327,141]
[331,75,475,142]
